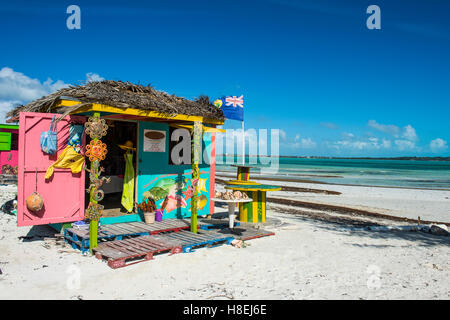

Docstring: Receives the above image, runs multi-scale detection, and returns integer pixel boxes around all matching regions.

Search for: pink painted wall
[0,150,18,172]
[0,127,19,173]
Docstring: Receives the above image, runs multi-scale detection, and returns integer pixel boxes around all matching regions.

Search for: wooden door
[17,112,86,226]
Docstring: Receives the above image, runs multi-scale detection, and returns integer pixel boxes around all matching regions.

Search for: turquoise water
[216,157,450,190]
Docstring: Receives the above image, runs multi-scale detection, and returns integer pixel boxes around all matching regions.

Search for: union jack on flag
[225,95,244,108]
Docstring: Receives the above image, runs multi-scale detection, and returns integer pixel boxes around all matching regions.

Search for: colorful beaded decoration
[85,202,104,221]
[84,117,108,140]
[85,140,108,162]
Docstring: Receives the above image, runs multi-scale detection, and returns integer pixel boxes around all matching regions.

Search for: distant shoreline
[216,155,450,161]
[215,173,450,191]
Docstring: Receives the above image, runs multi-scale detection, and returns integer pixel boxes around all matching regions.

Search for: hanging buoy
[26,168,44,212]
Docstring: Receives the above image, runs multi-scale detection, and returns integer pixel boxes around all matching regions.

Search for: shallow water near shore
[217,158,450,190]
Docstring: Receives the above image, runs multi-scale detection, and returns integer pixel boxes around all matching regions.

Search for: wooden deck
[156,230,234,253]
[64,219,194,253]
[93,230,235,268]
[93,234,184,269]
[195,218,240,230]
[210,226,275,241]
[64,218,275,262]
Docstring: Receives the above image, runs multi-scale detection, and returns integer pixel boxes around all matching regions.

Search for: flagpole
[242,120,245,165]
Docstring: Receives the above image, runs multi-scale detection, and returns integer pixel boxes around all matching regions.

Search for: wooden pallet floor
[156,230,234,253]
[93,234,183,269]
[64,219,194,253]
[181,218,240,230]
[210,226,275,241]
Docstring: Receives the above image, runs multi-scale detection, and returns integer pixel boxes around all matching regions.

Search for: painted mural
[136,121,212,220]
[141,170,210,219]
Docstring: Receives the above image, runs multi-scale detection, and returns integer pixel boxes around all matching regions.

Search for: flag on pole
[214,95,244,121]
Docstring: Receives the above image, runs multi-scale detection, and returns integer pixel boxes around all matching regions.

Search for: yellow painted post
[190,121,202,233]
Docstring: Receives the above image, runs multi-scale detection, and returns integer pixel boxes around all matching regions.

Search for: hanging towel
[45,145,85,179]
[121,151,135,213]
[68,124,84,153]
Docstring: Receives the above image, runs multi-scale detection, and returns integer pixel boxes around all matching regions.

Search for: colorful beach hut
[0,123,19,174]
[7,81,225,241]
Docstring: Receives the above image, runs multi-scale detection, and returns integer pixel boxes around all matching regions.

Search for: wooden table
[211,197,253,229]
[224,184,282,223]
[226,165,258,185]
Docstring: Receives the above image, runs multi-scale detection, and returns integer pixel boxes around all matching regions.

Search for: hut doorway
[85,119,138,217]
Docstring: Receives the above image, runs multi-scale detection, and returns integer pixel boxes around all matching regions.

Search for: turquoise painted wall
[136,122,212,220]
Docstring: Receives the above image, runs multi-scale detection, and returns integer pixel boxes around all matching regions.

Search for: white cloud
[381,139,391,148]
[402,124,418,141]
[368,120,400,136]
[332,136,391,151]
[0,67,68,102]
[334,140,370,150]
[368,120,419,143]
[279,129,287,141]
[320,122,339,129]
[0,67,104,122]
[281,133,316,149]
[86,72,105,83]
[430,138,448,153]
[299,137,316,149]
[342,132,354,139]
[394,139,416,151]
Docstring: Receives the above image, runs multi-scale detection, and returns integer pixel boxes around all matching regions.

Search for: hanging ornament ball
[26,192,44,212]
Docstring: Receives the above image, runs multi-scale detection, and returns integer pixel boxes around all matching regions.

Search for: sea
[216,157,450,190]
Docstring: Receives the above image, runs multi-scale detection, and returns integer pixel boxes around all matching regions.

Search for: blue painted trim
[99,213,143,225]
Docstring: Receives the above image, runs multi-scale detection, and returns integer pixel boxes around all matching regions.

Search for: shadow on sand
[19,224,58,242]
[281,213,450,248]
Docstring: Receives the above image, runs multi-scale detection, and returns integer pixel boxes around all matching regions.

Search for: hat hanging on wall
[118,140,136,151]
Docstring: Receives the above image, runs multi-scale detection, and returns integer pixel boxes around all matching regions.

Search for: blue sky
[0,0,449,156]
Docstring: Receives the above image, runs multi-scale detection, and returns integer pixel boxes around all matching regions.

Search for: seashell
[233,191,242,199]
[215,191,222,198]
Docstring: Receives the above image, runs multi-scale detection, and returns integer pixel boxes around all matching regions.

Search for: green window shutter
[0,132,12,151]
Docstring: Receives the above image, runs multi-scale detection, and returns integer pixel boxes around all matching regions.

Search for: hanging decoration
[85,140,108,162]
[86,160,111,202]
[26,168,44,212]
[85,202,104,221]
[84,116,108,139]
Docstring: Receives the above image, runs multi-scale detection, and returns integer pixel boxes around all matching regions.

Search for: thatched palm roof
[7,80,224,121]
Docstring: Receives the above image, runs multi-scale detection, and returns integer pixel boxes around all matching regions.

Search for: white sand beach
[0,183,449,300]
